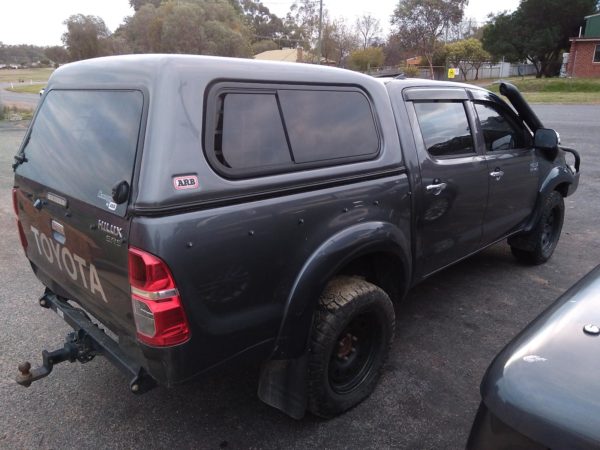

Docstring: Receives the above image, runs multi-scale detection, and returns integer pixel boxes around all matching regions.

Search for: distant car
[468,264,600,449]
[39,88,44,96]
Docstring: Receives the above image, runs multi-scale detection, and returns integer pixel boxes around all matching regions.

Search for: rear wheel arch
[272,222,410,360]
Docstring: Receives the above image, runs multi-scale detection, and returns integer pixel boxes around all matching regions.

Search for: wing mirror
[534,128,559,160]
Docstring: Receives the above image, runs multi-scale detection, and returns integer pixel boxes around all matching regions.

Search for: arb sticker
[173,175,199,191]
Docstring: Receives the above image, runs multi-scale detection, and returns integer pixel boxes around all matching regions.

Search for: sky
[0,0,521,47]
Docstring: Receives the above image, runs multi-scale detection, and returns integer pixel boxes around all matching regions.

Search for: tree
[446,38,490,80]
[483,0,597,77]
[391,0,467,79]
[356,14,381,49]
[44,46,69,65]
[129,0,161,12]
[239,0,285,44]
[121,4,163,53]
[62,14,111,61]
[285,0,320,54]
[332,19,360,66]
[120,0,251,57]
[348,47,384,72]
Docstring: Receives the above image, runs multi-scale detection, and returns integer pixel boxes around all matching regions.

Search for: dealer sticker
[173,175,199,191]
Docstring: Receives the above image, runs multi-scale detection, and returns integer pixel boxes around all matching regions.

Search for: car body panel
[474,264,600,448]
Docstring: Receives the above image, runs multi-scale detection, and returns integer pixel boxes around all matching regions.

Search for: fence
[369,62,538,81]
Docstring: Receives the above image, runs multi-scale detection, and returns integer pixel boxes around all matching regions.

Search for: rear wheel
[307,277,395,418]
[510,190,564,265]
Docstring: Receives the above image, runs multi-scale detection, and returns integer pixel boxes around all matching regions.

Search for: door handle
[426,182,448,196]
[490,169,504,181]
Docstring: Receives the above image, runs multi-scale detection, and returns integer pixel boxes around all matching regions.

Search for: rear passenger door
[404,88,489,276]
[471,97,539,244]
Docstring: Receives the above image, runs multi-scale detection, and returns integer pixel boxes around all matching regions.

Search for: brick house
[567,12,600,77]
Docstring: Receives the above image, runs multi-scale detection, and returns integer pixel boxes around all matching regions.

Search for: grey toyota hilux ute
[11,54,579,419]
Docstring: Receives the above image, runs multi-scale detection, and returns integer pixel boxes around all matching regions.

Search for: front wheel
[306,277,395,419]
[510,190,564,265]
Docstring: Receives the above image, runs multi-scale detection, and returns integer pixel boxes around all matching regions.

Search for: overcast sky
[0,0,521,47]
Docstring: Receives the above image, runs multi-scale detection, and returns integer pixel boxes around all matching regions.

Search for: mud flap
[257,355,308,420]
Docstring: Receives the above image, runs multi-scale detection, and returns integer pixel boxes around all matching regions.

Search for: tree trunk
[426,54,434,80]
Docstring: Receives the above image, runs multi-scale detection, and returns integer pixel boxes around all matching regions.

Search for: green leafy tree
[120,0,251,57]
[285,0,320,53]
[239,0,285,43]
[62,14,111,61]
[446,38,490,80]
[129,0,162,12]
[44,46,69,65]
[348,47,384,72]
[391,0,467,79]
[483,0,597,77]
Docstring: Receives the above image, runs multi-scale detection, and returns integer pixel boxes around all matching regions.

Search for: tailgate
[13,89,145,338]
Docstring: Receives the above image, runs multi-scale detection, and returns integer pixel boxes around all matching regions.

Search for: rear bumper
[41,290,157,393]
[40,289,271,388]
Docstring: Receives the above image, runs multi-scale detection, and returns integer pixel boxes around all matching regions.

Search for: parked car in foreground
[469,264,600,449]
[12,55,579,419]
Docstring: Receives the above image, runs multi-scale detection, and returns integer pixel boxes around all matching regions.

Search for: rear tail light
[128,247,190,347]
[12,188,27,251]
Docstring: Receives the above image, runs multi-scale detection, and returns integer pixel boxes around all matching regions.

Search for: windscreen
[17,90,144,216]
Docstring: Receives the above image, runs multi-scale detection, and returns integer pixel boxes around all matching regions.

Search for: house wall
[567,40,600,77]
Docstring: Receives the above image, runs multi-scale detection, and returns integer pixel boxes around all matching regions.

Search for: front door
[471,100,539,244]
[407,95,489,277]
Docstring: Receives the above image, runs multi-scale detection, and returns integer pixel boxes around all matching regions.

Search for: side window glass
[278,90,379,163]
[220,93,292,170]
[474,102,531,151]
[413,102,475,157]
[210,86,381,177]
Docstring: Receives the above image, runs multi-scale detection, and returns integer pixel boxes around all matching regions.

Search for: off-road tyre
[306,276,395,419]
[510,190,564,265]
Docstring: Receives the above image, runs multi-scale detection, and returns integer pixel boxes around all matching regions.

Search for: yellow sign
[448,68,456,79]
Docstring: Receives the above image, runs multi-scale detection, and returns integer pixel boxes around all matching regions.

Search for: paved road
[0,105,598,449]
[0,82,41,109]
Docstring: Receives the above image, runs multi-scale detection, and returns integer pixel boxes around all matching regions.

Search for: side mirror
[534,128,559,151]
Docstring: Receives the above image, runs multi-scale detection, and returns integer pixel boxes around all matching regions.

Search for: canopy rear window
[17,90,143,216]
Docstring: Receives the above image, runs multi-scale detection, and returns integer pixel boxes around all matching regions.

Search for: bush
[348,47,385,72]
[403,65,419,77]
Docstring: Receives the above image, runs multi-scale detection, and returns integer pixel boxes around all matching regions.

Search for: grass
[6,83,46,94]
[1,105,34,121]
[485,77,600,103]
[0,67,54,83]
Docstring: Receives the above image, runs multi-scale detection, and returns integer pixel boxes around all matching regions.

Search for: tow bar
[16,329,95,387]
[16,289,156,394]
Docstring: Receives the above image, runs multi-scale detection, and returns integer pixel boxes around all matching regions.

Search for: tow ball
[16,329,96,387]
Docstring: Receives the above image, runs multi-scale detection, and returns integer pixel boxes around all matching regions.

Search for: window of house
[474,102,531,151]
[413,102,475,157]
[594,44,600,63]
[210,85,380,177]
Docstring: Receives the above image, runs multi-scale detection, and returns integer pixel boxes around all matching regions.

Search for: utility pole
[317,0,323,65]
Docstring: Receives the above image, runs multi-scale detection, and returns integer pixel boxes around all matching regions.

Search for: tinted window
[278,90,379,163]
[210,86,380,176]
[220,93,292,170]
[474,102,531,151]
[17,90,143,216]
[414,102,474,157]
